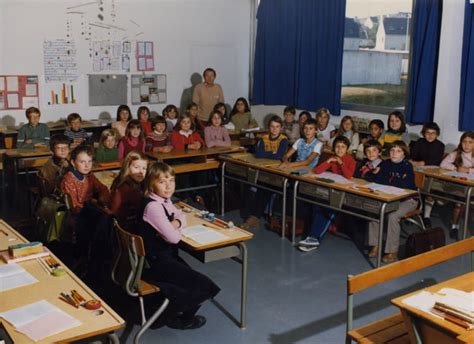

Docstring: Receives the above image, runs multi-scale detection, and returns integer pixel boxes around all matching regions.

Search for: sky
[346,0,412,18]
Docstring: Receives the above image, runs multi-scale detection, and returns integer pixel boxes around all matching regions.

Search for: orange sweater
[61,171,110,213]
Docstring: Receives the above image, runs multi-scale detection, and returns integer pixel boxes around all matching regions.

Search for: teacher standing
[192,67,225,123]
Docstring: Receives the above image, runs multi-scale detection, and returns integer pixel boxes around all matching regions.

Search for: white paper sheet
[131,88,140,103]
[443,171,474,180]
[6,76,18,91]
[0,300,54,328]
[182,225,227,245]
[22,97,39,108]
[6,93,19,108]
[137,42,145,56]
[0,263,24,278]
[140,85,149,95]
[158,92,166,102]
[157,75,166,89]
[138,57,146,70]
[145,42,153,56]
[0,272,38,292]
[146,57,154,70]
[25,84,37,96]
[316,172,354,185]
[363,183,408,195]
[131,76,140,86]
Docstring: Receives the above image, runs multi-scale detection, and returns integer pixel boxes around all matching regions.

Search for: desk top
[176,202,253,251]
[391,272,474,338]
[220,153,417,203]
[0,220,125,343]
[146,145,244,161]
[3,148,52,158]
[415,168,474,187]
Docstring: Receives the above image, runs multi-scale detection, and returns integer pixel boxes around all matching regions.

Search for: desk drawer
[256,171,285,188]
[225,163,257,183]
[344,194,398,214]
[299,182,330,200]
[424,178,467,197]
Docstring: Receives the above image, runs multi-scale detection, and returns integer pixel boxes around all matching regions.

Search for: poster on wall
[0,75,39,110]
[43,39,78,82]
[89,74,128,106]
[92,40,131,73]
[43,82,79,105]
[136,41,154,71]
[131,74,166,105]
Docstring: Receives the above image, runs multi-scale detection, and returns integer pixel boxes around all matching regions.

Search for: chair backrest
[348,237,474,295]
[111,219,146,297]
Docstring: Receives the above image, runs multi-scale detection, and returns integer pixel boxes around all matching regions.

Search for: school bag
[405,227,445,258]
[35,194,70,243]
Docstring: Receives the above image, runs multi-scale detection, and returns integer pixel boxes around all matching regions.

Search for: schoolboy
[281,106,300,145]
[17,107,50,148]
[357,119,384,159]
[64,113,89,149]
[355,139,383,181]
[38,134,71,195]
[145,116,173,153]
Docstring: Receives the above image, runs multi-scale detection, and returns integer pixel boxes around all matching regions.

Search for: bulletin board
[88,74,128,106]
[131,74,166,105]
[0,75,39,110]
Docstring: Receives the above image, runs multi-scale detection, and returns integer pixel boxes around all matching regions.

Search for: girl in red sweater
[298,136,356,252]
[118,120,145,159]
[171,114,205,150]
[110,151,148,231]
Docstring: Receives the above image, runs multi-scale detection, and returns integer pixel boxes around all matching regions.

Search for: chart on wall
[89,74,127,106]
[131,74,166,105]
[0,75,39,110]
[43,39,78,82]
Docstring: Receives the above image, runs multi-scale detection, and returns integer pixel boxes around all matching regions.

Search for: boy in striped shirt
[64,113,89,149]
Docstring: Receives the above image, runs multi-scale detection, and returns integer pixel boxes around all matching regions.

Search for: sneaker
[298,245,319,252]
[297,236,320,247]
[449,228,459,240]
[167,315,207,330]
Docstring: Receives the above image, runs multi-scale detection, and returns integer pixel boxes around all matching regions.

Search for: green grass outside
[341,83,408,108]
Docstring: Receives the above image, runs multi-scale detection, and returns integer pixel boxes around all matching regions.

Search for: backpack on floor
[405,227,445,258]
[36,194,70,243]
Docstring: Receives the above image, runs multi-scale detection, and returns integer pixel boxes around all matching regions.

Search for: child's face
[119,110,130,121]
[211,114,222,127]
[462,136,474,154]
[53,143,70,160]
[423,129,438,143]
[139,110,149,121]
[342,119,353,132]
[28,112,41,127]
[284,112,294,124]
[303,124,317,140]
[390,146,405,161]
[130,126,141,138]
[389,115,402,131]
[334,142,348,157]
[236,101,246,113]
[72,152,92,175]
[70,119,81,131]
[129,159,148,183]
[167,109,177,119]
[299,114,308,125]
[190,106,198,117]
[216,106,225,115]
[154,122,166,134]
[104,136,116,149]
[152,173,175,199]
[269,121,281,137]
[318,114,329,127]
[365,146,380,162]
[180,118,192,132]
[370,124,383,139]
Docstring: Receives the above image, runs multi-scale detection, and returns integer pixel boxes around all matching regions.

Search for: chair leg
[134,298,170,344]
[138,296,146,325]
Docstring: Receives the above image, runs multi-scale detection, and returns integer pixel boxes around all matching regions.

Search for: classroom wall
[252,0,466,148]
[0,0,251,125]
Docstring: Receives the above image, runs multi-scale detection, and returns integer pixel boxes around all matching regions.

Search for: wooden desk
[176,203,253,329]
[219,153,289,238]
[416,168,474,240]
[392,272,474,344]
[146,145,244,161]
[0,220,125,343]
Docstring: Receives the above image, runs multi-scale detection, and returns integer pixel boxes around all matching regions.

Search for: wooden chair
[402,172,426,232]
[111,219,169,344]
[346,237,474,343]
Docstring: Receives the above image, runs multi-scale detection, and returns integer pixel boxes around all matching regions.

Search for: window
[341,0,413,114]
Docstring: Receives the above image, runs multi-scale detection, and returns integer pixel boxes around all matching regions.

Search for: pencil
[58,296,77,308]
[203,223,221,230]
[37,258,50,274]
[72,289,86,302]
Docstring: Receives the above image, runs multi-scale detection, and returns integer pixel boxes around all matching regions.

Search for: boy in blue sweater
[367,141,417,263]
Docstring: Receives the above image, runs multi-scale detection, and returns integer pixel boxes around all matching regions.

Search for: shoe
[382,253,398,263]
[241,216,260,230]
[195,195,206,208]
[328,224,338,234]
[368,246,378,258]
[167,315,207,330]
[298,245,319,252]
[422,217,432,228]
[297,236,320,247]
[449,228,459,240]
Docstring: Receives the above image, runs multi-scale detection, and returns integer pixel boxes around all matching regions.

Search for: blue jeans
[308,206,336,239]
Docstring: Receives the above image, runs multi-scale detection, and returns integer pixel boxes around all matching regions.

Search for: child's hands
[189,141,202,150]
[25,139,33,144]
[162,145,173,153]
[171,219,181,229]
[73,138,84,146]
[458,166,470,173]
[278,162,290,169]
[373,167,380,174]
[34,143,47,149]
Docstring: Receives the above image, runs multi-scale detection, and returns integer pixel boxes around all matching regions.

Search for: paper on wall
[137,42,145,56]
[6,76,18,91]
[7,93,19,108]
[140,85,149,95]
[22,97,39,108]
[138,57,146,71]
[146,58,154,70]
[157,75,166,89]
[158,92,166,102]
[145,42,153,55]
[131,88,140,103]
[25,84,37,96]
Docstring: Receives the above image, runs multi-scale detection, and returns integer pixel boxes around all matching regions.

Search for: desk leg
[281,178,288,239]
[292,181,299,245]
[1,154,6,214]
[463,187,472,240]
[221,162,226,216]
[377,203,387,268]
[13,157,18,208]
[400,309,422,344]
[107,332,120,344]
[238,242,248,329]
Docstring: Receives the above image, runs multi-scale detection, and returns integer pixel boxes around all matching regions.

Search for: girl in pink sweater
[118,120,145,159]
[204,110,231,147]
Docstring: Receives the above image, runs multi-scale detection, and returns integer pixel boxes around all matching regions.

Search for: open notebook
[182,225,228,245]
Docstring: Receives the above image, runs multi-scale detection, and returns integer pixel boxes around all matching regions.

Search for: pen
[203,223,221,230]
[59,296,77,308]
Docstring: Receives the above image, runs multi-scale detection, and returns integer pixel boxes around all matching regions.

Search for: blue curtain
[459,1,474,130]
[405,0,443,124]
[252,0,346,115]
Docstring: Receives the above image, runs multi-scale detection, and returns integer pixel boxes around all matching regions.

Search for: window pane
[341,0,413,112]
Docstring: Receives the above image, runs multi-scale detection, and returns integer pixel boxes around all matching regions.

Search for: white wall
[0,0,251,124]
[253,0,466,149]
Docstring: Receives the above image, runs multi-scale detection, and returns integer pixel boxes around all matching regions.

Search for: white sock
[451,224,459,230]
[423,202,433,218]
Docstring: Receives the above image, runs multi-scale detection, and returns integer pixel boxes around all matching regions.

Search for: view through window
[341,0,413,113]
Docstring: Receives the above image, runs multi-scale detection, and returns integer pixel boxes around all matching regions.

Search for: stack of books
[431,289,474,329]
